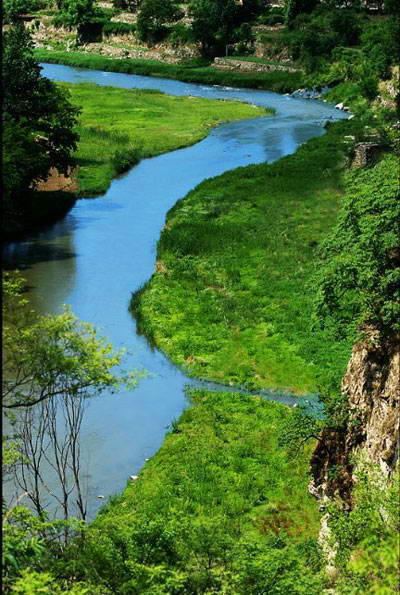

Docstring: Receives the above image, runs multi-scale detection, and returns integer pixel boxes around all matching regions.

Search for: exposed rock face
[310,330,400,509]
[351,143,382,169]
[213,57,302,73]
[342,331,399,474]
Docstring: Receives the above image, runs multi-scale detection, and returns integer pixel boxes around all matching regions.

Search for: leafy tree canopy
[189,0,240,55]
[136,0,183,43]
[314,154,400,338]
[112,0,142,12]
[2,25,79,226]
[3,0,47,23]
[2,273,137,409]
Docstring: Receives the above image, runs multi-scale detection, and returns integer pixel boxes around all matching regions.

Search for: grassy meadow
[131,121,363,395]
[75,390,323,593]
[62,82,267,196]
[38,49,305,93]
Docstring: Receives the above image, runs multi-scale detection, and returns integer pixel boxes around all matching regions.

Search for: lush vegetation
[331,461,400,594]
[2,273,137,593]
[136,0,183,44]
[77,390,322,593]
[2,25,79,239]
[3,0,399,592]
[63,81,265,196]
[35,49,305,93]
[131,121,360,395]
[314,153,400,339]
[4,389,322,593]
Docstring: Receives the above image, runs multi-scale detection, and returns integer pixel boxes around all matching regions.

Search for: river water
[3,64,347,518]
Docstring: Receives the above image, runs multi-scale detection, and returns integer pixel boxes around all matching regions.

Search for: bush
[361,20,400,78]
[3,0,47,22]
[167,23,194,46]
[112,0,141,11]
[102,21,136,36]
[111,145,141,174]
[257,7,285,25]
[136,0,183,43]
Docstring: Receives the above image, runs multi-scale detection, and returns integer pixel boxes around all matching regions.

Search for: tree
[112,0,142,12]
[57,0,105,44]
[136,0,183,43]
[2,275,133,411]
[3,0,35,23]
[189,0,239,56]
[314,155,400,339]
[284,0,319,28]
[2,274,139,590]
[2,25,79,226]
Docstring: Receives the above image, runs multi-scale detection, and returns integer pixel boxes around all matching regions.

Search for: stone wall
[352,143,382,168]
[212,57,302,73]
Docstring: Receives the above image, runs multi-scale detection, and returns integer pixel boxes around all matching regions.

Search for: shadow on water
[3,242,76,271]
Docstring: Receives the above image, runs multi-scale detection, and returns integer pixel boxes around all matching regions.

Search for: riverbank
[131,120,365,395]
[36,49,304,94]
[63,81,267,197]
[4,79,266,241]
[74,389,323,593]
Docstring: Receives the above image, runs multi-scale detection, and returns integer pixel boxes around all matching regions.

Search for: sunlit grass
[61,82,267,196]
[81,390,323,593]
[131,121,358,394]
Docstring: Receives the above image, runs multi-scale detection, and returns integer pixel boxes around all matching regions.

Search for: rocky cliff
[309,330,399,575]
[310,330,399,510]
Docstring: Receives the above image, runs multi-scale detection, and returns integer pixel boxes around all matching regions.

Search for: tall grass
[102,22,136,36]
[63,82,266,196]
[131,121,363,394]
[74,390,323,593]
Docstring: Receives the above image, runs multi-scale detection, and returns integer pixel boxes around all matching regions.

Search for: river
[3,64,347,518]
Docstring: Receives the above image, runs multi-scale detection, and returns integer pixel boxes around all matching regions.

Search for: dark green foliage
[189,0,240,55]
[314,154,400,338]
[54,0,107,44]
[285,0,319,28]
[68,391,323,593]
[361,20,400,79]
[285,8,365,64]
[2,25,79,237]
[112,0,141,11]
[3,0,47,23]
[167,23,195,46]
[136,0,183,43]
[188,0,260,56]
[258,6,285,26]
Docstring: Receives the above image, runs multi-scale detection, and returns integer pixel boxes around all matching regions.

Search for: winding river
[3,64,347,518]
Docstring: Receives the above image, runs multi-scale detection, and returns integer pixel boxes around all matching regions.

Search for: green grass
[36,49,305,93]
[75,390,323,593]
[102,22,136,36]
[323,82,370,114]
[131,121,361,394]
[62,82,267,196]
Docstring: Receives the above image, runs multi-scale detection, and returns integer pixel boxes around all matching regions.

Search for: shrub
[361,20,400,78]
[167,23,194,46]
[136,0,183,44]
[102,21,136,36]
[111,145,141,174]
